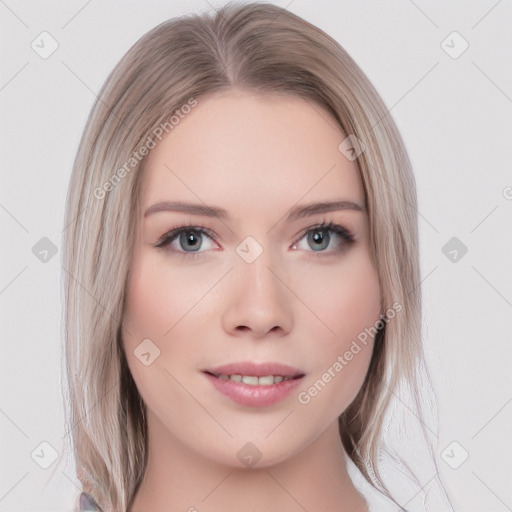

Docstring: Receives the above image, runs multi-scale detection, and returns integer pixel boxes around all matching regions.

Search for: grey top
[78,492,103,512]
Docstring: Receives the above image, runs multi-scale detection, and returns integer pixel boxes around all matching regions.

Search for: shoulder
[345,457,409,512]
[77,492,104,512]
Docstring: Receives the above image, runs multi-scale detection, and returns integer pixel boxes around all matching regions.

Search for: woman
[61,2,450,510]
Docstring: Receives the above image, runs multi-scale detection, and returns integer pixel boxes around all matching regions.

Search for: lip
[202,361,305,407]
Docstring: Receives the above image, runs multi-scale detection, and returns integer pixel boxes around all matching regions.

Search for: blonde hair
[61,2,441,510]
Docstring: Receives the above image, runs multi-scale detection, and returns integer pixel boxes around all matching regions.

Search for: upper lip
[203,362,305,378]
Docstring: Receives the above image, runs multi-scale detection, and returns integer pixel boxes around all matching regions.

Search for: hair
[60,2,445,510]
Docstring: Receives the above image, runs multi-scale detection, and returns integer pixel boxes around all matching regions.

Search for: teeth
[242,375,259,385]
[216,374,292,385]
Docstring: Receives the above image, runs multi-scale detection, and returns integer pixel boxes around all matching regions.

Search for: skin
[122,90,382,512]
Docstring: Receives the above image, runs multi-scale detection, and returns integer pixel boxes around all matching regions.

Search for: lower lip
[204,373,303,407]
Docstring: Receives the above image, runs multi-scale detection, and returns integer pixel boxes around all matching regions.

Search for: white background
[1,0,511,510]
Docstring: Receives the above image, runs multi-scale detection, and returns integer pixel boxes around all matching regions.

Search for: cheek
[293,250,381,413]
[296,249,381,342]
[121,255,205,424]
[121,252,226,400]
[123,252,218,342]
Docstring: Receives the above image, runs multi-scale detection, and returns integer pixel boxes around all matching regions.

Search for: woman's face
[122,91,382,468]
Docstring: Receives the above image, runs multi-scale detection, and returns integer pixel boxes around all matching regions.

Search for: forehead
[140,91,364,219]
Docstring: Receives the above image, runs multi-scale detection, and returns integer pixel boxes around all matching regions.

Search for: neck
[129,411,368,512]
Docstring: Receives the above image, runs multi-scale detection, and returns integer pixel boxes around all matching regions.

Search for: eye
[154,226,218,255]
[153,221,355,257]
[291,221,355,254]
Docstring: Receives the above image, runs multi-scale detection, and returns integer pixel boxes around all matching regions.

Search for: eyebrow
[144,200,364,221]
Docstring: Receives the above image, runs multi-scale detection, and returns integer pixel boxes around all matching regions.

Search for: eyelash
[153,220,355,258]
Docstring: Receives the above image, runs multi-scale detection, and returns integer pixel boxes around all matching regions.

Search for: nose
[221,248,293,339]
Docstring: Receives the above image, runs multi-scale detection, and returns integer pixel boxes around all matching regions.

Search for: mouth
[204,372,301,385]
[201,362,305,407]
